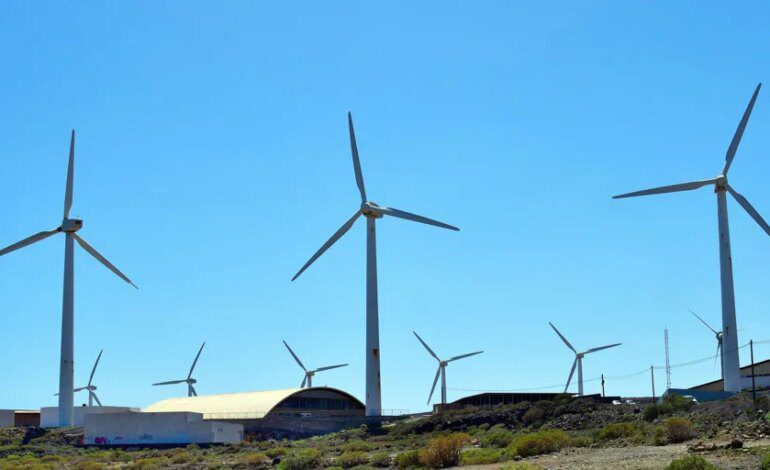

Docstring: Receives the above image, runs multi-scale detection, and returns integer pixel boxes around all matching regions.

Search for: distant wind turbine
[0,131,137,426]
[153,342,206,397]
[56,349,104,406]
[291,113,459,416]
[689,309,724,378]
[413,332,482,405]
[613,84,768,392]
[282,340,348,388]
[549,322,621,396]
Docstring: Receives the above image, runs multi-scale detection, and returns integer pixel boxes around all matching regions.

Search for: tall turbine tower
[413,332,482,405]
[292,113,459,416]
[0,131,137,426]
[614,84,768,392]
[549,322,621,396]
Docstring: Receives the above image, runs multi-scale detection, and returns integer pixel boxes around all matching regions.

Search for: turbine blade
[291,210,362,281]
[714,341,721,371]
[73,387,88,392]
[64,130,75,218]
[549,322,576,353]
[153,380,186,386]
[727,185,770,237]
[313,363,348,372]
[88,349,103,386]
[301,375,307,388]
[73,234,137,288]
[724,83,761,175]
[688,309,719,335]
[376,206,459,231]
[92,392,102,406]
[564,358,577,393]
[0,229,60,256]
[584,343,622,354]
[282,340,307,371]
[613,179,716,199]
[190,385,197,397]
[427,366,441,405]
[446,351,483,362]
[413,332,440,361]
[188,342,206,379]
[348,112,367,203]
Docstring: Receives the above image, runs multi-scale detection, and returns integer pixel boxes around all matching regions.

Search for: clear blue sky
[1,1,769,413]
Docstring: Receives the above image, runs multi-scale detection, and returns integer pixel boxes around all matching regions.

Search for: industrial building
[689,359,770,392]
[84,412,243,445]
[0,410,40,428]
[435,392,620,412]
[40,406,139,428]
[144,387,366,437]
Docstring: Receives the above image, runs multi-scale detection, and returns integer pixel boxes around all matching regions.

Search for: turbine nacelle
[60,218,83,233]
[361,202,384,218]
[714,175,727,191]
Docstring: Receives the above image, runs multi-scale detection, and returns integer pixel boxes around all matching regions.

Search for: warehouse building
[690,358,770,392]
[436,392,620,412]
[0,409,40,428]
[144,387,366,437]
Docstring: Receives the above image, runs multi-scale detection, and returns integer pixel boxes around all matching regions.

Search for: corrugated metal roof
[143,387,359,417]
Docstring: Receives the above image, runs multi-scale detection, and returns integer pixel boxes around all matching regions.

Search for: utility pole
[601,374,605,397]
[664,327,672,390]
[751,340,757,405]
[650,365,656,403]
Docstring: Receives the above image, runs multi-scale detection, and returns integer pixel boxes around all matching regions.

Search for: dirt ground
[455,439,770,469]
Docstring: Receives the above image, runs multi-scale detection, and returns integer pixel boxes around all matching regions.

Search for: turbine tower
[0,131,137,426]
[57,349,104,406]
[613,84,768,392]
[689,309,724,378]
[153,342,206,397]
[291,113,459,416]
[413,332,482,405]
[549,322,621,396]
[282,340,348,388]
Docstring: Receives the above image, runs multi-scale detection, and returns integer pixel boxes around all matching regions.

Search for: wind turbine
[291,113,459,416]
[57,349,104,406]
[153,342,206,397]
[413,332,482,406]
[549,322,621,396]
[0,131,136,426]
[689,309,724,378]
[613,84,768,392]
[282,340,348,388]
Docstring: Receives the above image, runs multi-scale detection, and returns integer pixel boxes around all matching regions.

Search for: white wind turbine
[549,322,621,396]
[57,349,104,406]
[291,113,459,416]
[0,131,136,426]
[282,340,348,388]
[613,84,768,392]
[689,309,724,379]
[413,332,482,405]
[153,342,206,397]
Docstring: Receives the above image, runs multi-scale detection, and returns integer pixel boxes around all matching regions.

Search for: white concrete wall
[0,410,15,428]
[41,406,139,428]
[84,412,243,445]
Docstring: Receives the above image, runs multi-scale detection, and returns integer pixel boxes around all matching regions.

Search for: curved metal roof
[143,387,362,417]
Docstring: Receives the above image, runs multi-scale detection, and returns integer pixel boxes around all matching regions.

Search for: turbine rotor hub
[61,218,83,233]
[714,175,727,191]
[188,378,197,384]
[361,202,383,218]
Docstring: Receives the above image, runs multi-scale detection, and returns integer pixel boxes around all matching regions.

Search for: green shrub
[666,455,719,470]
[480,425,514,448]
[459,448,507,465]
[344,440,373,452]
[266,446,288,458]
[644,404,661,421]
[278,448,324,470]
[478,423,491,432]
[522,407,545,426]
[418,433,470,468]
[369,451,390,467]
[394,449,421,469]
[661,394,695,414]
[597,422,637,440]
[349,466,375,470]
[664,417,694,443]
[652,425,667,446]
[761,452,770,470]
[241,452,271,466]
[509,429,572,457]
[336,451,369,468]
[500,464,545,470]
